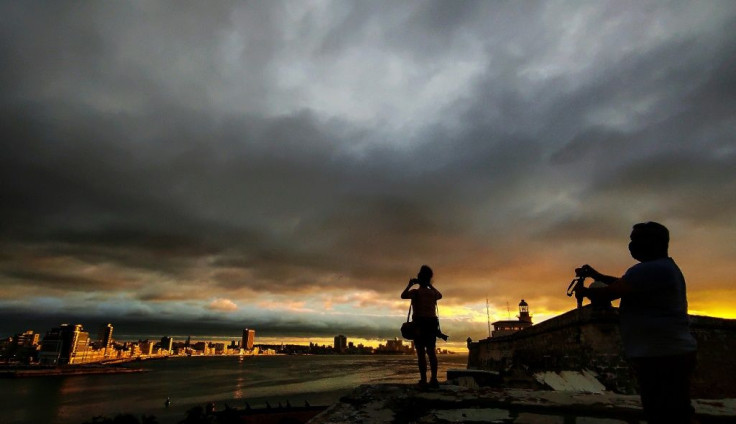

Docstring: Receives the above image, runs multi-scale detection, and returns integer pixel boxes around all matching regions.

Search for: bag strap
[436,304,442,332]
[406,303,412,322]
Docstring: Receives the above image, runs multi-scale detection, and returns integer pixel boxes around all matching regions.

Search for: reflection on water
[0,354,467,424]
[233,375,245,400]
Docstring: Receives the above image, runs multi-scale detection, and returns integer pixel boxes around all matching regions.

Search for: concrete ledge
[447,368,502,387]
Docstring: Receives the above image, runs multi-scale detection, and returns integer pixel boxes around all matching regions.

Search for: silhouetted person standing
[401,265,443,389]
[577,222,697,424]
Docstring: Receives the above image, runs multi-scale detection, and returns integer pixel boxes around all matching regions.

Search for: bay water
[1,354,468,424]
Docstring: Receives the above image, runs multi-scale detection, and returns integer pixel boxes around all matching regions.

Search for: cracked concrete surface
[310,383,736,423]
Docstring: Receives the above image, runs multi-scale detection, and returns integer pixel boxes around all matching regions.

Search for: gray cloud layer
[1,1,735,338]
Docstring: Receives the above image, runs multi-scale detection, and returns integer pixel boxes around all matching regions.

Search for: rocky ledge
[309,383,736,424]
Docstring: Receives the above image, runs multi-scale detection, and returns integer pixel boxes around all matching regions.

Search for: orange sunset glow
[1,1,734,350]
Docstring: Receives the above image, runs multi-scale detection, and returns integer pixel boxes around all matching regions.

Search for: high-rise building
[38,324,89,365]
[386,338,403,352]
[2,330,40,364]
[72,330,90,363]
[39,327,64,365]
[140,340,154,356]
[98,323,114,349]
[242,328,255,350]
[212,342,226,355]
[160,336,173,353]
[334,335,347,353]
[13,330,40,347]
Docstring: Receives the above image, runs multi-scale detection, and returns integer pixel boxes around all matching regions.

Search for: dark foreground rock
[309,383,736,423]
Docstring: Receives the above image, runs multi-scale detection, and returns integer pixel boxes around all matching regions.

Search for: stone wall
[689,315,736,397]
[467,306,736,398]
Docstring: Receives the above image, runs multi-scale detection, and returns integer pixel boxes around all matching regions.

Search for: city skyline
[1,320,436,365]
[1,2,735,345]
[1,318,437,351]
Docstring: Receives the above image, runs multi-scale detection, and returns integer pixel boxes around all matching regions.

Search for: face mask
[628,241,644,261]
[629,239,662,261]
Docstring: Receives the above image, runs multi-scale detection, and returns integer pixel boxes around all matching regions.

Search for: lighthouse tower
[490,299,534,337]
[518,299,532,323]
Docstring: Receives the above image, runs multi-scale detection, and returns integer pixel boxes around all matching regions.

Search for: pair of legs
[415,342,438,385]
[413,316,439,386]
[630,351,697,424]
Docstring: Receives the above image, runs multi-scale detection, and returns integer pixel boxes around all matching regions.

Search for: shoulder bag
[400,304,416,340]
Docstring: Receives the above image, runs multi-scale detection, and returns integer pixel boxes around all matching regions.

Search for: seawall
[467,306,736,397]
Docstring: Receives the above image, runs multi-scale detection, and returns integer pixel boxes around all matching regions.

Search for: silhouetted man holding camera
[577,222,697,424]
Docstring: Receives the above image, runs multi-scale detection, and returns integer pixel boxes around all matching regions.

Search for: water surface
[0,354,467,424]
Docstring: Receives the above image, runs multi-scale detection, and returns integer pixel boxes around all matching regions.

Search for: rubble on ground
[309,383,736,423]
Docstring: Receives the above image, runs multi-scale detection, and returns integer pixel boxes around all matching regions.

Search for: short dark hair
[632,221,669,248]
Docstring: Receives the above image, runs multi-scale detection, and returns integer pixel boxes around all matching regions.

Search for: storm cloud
[1,1,735,344]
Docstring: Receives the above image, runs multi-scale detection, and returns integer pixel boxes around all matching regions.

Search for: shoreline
[0,352,447,379]
[0,364,150,378]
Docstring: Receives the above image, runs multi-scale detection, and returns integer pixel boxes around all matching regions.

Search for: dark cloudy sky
[1,1,735,347]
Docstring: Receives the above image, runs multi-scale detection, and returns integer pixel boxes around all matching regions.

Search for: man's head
[629,222,669,262]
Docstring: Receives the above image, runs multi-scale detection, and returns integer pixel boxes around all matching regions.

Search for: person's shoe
[428,379,440,389]
[417,380,428,390]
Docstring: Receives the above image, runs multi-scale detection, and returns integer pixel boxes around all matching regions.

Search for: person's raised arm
[583,278,632,302]
[429,282,442,300]
[576,264,617,284]
[576,265,632,302]
[401,279,416,299]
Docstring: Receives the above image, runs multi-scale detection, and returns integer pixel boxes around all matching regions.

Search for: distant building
[242,328,255,350]
[334,335,347,353]
[38,324,90,365]
[128,342,141,357]
[14,330,40,347]
[140,340,155,356]
[192,341,208,355]
[98,323,114,350]
[72,331,91,363]
[491,300,533,338]
[1,330,40,363]
[374,338,413,354]
[160,336,173,353]
[211,342,226,355]
[386,338,403,351]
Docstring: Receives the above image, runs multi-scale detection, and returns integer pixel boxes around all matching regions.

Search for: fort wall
[467,306,736,398]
